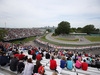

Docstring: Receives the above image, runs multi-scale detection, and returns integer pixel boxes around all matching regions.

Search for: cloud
[0,0,100,28]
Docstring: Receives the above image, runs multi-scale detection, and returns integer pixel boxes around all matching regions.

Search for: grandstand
[0,49,100,75]
[3,28,44,41]
[0,42,100,75]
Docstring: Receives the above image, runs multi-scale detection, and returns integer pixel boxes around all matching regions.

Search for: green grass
[23,37,36,42]
[85,37,100,42]
[11,36,36,44]
[41,36,46,40]
[12,41,20,44]
[40,35,100,47]
[55,38,79,41]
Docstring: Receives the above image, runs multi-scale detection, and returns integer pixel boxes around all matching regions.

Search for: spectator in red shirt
[14,54,19,58]
[82,60,88,71]
[36,53,42,61]
[19,52,25,60]
[31,50,34,55]
[85,54,88,57]
[50,56,57,70]
[60,52,63,56]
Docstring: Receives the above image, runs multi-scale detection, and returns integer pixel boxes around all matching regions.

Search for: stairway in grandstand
[0,50,100,75]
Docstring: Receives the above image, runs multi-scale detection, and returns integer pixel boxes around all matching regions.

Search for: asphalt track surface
[46,33,100,45]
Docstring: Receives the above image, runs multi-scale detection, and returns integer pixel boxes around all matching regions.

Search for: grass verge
[40,35,100,47]
[11,36,36,44]
[55,38,79,41]
[85,37,100,42]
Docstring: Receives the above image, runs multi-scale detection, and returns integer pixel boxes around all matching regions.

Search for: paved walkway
[46,33,100,45]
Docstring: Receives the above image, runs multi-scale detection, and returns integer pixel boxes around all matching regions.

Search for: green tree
[82,25,95,34]
[95,28,100,33]
[70,27,77,32]
[91,28,100,34]
[0,29,7,41]
[55,28,59,34]
[77,27,82,33]
[55,21,70,34]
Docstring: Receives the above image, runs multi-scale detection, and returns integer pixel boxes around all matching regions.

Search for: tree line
[55,21,100,35]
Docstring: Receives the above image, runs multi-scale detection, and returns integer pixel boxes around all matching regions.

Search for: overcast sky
[0,0,100,28]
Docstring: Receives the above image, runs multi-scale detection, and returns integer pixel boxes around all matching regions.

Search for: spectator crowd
[4,28,43,41]
[0,42,100,75]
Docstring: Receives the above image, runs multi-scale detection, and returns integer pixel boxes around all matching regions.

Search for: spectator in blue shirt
[66,58,73,70]
[86,58,91,66]
[60,57,66,69]
[36,51,39,55]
